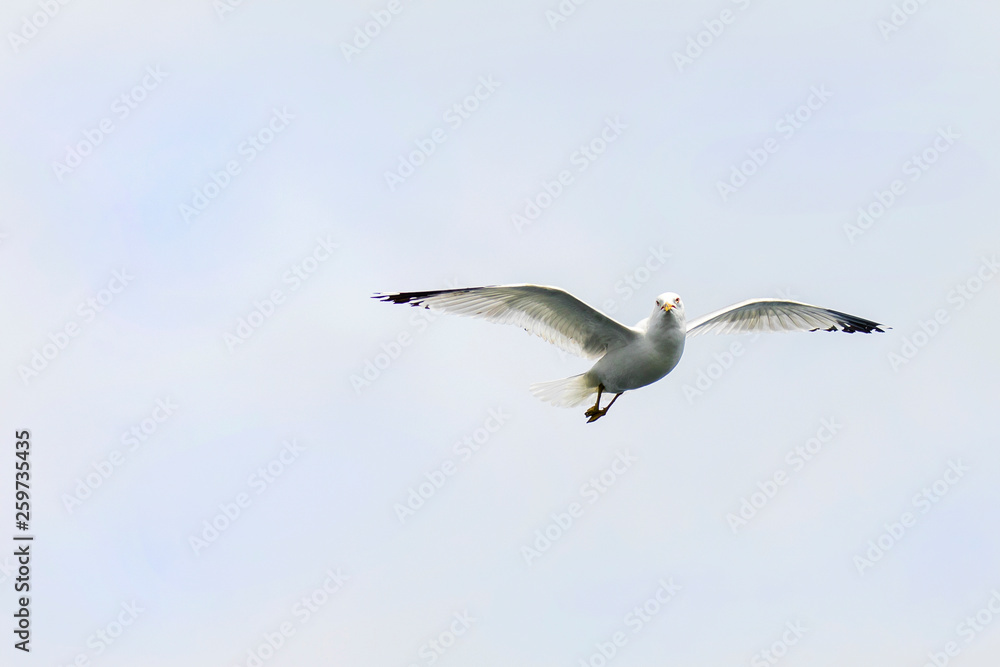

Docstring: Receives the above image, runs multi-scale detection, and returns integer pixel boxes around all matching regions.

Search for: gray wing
[373,284,638,359]
[686,298,887,337]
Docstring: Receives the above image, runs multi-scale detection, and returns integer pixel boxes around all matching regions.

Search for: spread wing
[686,298,887,337]
[373,284,638,359]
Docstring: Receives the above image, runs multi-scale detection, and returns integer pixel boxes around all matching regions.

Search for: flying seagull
[373,285,887,422]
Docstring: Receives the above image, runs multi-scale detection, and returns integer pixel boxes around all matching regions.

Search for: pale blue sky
[2,1,999,665]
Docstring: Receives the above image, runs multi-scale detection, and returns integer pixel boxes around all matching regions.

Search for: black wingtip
[813,306,888,334]
[839,319,888,334]
[372,287,483,307]
[809,316,888,334]
[372,292,419,305]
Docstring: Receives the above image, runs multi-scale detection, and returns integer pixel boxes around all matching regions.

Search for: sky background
[1,0,999,665]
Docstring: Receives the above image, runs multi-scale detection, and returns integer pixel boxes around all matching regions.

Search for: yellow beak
[662,303,674,312]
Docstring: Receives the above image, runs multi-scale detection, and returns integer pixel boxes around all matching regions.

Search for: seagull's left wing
[373,284,639,359]
[686,299,887,337]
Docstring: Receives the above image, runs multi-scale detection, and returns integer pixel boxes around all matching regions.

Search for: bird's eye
[674,297,680,304]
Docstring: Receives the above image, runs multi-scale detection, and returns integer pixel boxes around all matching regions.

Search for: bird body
[374,285,886,422]
[589,300,686,395]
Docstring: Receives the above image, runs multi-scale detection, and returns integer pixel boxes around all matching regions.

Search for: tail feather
[529,373,598,408]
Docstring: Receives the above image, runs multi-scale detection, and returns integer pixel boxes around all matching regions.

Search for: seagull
[373,285,887,422]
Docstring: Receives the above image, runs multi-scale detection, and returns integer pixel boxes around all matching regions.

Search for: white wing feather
[686,299,887,336]
[374,284,639,359]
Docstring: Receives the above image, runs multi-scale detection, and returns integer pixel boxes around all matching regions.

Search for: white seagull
[374,285,887,422]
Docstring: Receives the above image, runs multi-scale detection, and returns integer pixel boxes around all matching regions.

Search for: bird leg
[584,386,623,423]
[584,384,604,419]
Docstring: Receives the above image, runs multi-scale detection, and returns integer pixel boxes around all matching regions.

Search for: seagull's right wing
[686,298,888,336]
[373,284,638,359]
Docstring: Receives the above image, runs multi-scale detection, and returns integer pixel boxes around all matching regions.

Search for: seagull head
[654,292,685,325]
